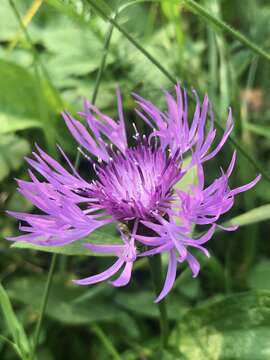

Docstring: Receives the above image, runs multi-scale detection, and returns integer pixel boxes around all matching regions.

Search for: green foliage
[171,291,270,359]
[12,226,122,257]
[115,291,189,320]
[0,134,30,181]
[0,283,30,359]
[225,204,270,228]
[6,275,138,335]
[0,59,44,134]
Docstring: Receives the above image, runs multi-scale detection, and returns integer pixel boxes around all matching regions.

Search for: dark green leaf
[115,291,189,320]
[248,259,270,291]
[7,276,139,337]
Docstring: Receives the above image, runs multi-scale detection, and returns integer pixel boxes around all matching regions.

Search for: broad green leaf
[0,134,30,181]
[224,204,270,228]
[0,283,30,359]
[0,1,28,41]
[0,117,42,134]
[12,226,122,257]
[7,276,139,337]
[0,59,45,134]
[171,290,270,360]
[36,15,114,86]
[248,259,270,291]
[115,291,189,320]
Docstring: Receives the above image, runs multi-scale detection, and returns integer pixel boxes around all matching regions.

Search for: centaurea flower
[6,84,260,302]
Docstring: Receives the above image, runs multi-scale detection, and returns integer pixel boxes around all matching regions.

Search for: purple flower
[6,84,260,302]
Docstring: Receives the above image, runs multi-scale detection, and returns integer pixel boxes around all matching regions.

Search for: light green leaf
[171,290,270,360]
[0,59,45,134]
[0,134,30,181]
[12,226,122,257]
[0,116,42,134]
[0,283,30,359]
[175,162,198,193]
[224,204,270,228]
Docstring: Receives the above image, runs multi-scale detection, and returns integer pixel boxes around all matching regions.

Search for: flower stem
[148,254,169,348]
[31,253,57,360]
[91,324,122,360]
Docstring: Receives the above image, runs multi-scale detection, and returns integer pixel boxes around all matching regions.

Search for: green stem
[148,255,169,348]
[74,11,117,169]
[31,254,57,360]
[86,0,175,84]
[91,324,122,360]
[86,0,270,183]
[183,0,270,63]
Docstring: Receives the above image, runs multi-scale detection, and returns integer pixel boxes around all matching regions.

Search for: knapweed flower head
[7,84,260,302]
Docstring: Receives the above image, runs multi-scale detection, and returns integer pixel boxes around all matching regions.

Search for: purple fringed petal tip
[6,84,261,302]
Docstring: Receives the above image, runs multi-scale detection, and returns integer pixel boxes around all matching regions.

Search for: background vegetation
[1,0,270,359]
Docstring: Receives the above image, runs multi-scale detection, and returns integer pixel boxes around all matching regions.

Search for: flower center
[93,145,182,220]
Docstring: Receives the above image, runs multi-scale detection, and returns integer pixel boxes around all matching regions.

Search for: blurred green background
[1,0,270,359]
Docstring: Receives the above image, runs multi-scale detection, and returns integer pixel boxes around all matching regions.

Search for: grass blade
[0,283,30,359]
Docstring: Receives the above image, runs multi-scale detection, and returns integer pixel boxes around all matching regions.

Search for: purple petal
[186,253,200,278]
[110,261,133,287]
[230,174,261,196]
[155,250,177,303]
[73,258,124,285]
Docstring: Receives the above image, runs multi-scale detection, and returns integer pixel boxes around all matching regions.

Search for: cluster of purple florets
[7,84,260,302]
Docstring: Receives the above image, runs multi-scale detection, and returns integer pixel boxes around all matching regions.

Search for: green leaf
[171,290,270,359]
[6,276,139,337]
[224,204,270,228]
[0,335,21,359]
[12,226,122,257]
[248,259,270,291]
[0,1,28,41]
[243,122,270,140]
[0,134,30,181]
[0,283,30,359]
[0,117,42,134]
[115,291,189,320]
[0,59,45,134]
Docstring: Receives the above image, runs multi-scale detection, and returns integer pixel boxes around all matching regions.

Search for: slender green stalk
[86,0,270,183]
[148,255,169,348]
[31,253,57,360]
[91,324,122,360]
[74,11,118,169]
[183,0,270,63]
[86,0,175,84]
